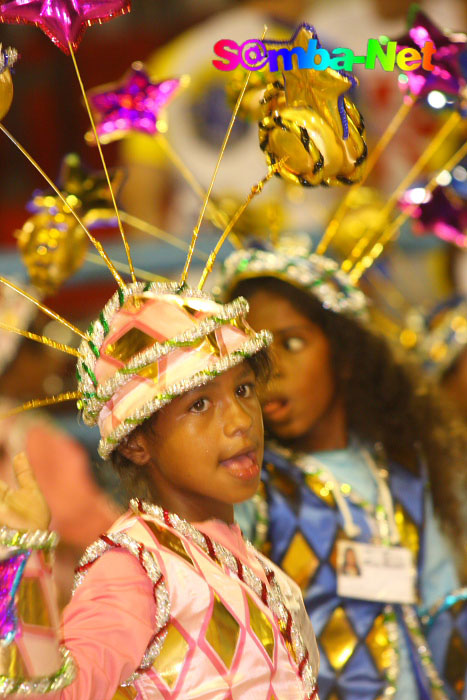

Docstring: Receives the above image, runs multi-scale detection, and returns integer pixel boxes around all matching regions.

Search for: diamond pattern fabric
[103,512,315,699]
[205,595,241,669]
[281,531,320,591]
[260,445,450,700]
[320,607,358,672]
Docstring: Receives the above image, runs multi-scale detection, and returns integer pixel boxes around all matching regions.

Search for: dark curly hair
[233,276,467,575]
[110,348,272,501]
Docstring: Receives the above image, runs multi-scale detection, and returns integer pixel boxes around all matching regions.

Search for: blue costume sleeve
[419,489,459,610]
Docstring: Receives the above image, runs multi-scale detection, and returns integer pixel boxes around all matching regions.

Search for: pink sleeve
[57,548,157,699]
[26,424,120,548]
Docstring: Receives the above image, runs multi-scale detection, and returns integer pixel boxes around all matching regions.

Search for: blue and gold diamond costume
[237,442,465,700]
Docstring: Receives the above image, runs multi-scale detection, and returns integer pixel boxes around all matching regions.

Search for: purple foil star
[0,0,131,54]
[87,63,182,145]
[393,7,467,105]
[0,550,30,645]
[400,185,467,246]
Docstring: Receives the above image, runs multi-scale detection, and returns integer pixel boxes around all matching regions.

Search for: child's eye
[189,398,210,413]
[236,382,255,398]
[283,336,305,353]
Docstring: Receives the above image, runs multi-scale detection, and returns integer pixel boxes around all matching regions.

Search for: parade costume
[222,246,467,700]
[0,7,322,693]
[0,281,321,699]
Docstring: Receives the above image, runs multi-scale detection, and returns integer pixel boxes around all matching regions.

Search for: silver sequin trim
[131,500,318,698]
[82,297,250,422]
[98,330,272,458]
[73,530,170,686]
[0,646,75,695]
[77,281,216,404]
[0,46,18,74]
[221,249,367,316]
[0,526,59,550]
[401,605,449,700]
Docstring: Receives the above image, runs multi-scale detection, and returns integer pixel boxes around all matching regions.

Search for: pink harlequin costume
[1,283,320,700]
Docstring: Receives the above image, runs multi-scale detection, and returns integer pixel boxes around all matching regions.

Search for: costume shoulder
[73,509,171,687]
[255,550,320,676]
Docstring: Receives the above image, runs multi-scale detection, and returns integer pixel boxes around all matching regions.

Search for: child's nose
[223,398,253,437]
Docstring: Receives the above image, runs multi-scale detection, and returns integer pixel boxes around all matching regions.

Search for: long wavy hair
[234,276,467,575]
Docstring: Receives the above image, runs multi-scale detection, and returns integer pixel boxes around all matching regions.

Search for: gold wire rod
[159,134,206,200]
[343,110,462,273]
[0,276,88,341]
[119,211,208,260]
[180,26,267,285]
[0,321,83,357]
[158,135,234,233]
[85,251,167,282]
[317,99,414,256]
[198,161,284,290]
[365,265,414,313]
[68,41,136,284]
[350,136,467,281]
[0,122,125,288]
[0,392,82,419]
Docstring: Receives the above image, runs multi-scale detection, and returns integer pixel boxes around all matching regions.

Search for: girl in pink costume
[0,283,319,700]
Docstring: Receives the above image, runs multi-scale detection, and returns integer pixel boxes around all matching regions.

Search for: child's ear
[118,429,151,466]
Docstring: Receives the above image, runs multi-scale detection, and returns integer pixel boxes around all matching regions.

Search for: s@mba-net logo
[212,23,435,73]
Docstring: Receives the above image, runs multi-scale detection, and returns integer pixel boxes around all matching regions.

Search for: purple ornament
[400,184,467,246]
[86,63,182,145]
[450,158,467,200]
[27,152,125,229]
[0,550,30,645]
[0,0,131,54]
[393,7,467,106]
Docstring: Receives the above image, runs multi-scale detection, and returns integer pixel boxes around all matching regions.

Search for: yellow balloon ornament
[225,65,279,122]
[0,45,18,120]
[259,25,367,187]
[16,196,88,296]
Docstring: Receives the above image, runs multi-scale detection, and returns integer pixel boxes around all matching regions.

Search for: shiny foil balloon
[258,24,367,187]
[399,185,467,246]
[0,45,18,120]
[0,0,131,54]
[86,63,184,144]
[394,7,467,107]
[16,199,88,295]
[225,66,279,122]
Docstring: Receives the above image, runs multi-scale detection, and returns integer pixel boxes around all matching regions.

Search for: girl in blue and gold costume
[221,246,467,700]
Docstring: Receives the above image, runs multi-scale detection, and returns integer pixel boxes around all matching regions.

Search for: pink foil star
[86,62,183,145]
[394,7,467,105]
[400,185,467,246]
[0,0,131,54]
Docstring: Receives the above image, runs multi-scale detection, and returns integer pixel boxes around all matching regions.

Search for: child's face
[136,362,264,522]
[246,288,341,446]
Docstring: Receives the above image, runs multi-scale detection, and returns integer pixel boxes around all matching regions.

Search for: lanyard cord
[302,455,361,538]
[360,448,400,545]
[295,444,400,544]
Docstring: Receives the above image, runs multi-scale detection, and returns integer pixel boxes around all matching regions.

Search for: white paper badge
[336,540,417,604]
